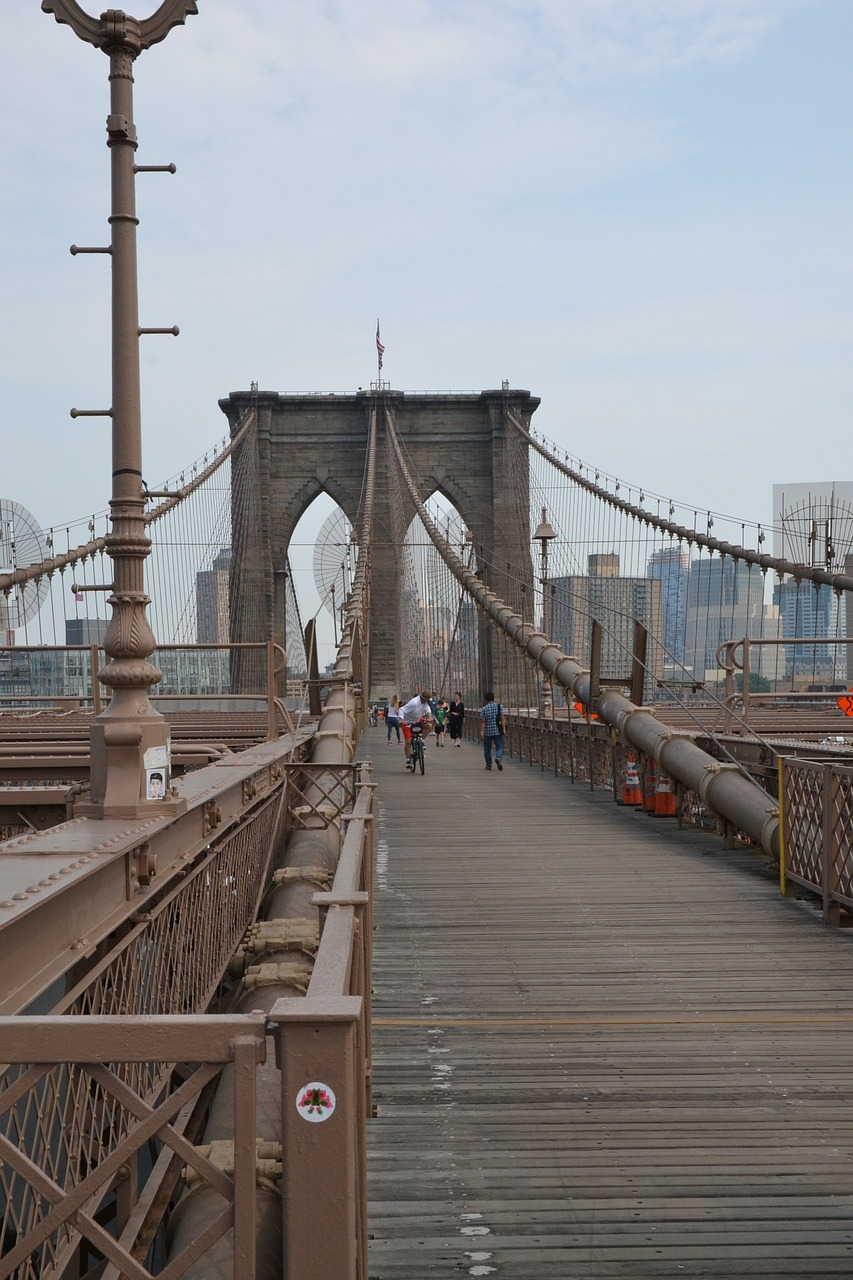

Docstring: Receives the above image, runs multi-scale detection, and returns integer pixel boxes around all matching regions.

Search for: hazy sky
[2,2,852,607]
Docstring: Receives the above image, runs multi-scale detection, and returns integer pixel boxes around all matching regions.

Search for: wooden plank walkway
[364,730,853,1278]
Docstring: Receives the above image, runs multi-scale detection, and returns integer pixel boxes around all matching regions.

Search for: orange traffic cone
[622,755,642,806]
[655,772,677,817]
[643,761,657,814]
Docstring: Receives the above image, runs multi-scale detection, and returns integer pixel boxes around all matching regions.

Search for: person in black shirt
[448,692,465,747]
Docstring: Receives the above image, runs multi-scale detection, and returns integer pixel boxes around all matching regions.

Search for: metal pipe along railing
[386,408,781,858]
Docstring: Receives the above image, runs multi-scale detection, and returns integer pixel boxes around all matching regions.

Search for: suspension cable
[0,406,257,596]
[510,410,853,594]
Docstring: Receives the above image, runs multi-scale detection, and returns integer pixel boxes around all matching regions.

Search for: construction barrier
[643,760,657,814]
[655,771,677,817]
[622,754,642,806]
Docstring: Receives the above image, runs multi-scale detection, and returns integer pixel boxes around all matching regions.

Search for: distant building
[682,558,766,682]
[646,547,688,667]
[65,618,108,647]
[551,554,663,702]
[772,579,843,683]
[154,646,230,696]
[587,552,620,578]
[196,547,231,644]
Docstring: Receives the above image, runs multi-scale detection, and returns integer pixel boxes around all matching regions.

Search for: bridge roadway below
[364,728,853,1278]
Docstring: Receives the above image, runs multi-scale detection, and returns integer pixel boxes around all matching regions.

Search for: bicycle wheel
[418,741,425,774]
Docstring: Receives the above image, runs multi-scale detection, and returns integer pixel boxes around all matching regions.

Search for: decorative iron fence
[0,1015,267,1280]
[0,765,375,1278]
[780,757,853,926]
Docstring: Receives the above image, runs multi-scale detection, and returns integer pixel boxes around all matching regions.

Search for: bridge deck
[366,730,853,1278]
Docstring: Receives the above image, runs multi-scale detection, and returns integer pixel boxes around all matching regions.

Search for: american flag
[375,321,385,371]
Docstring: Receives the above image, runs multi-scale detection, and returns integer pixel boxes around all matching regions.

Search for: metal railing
[718,637,853,727]
[0,1015,268,1280]
[779,756,853,926]
[0,641,297,739]
[0,763,375,1278]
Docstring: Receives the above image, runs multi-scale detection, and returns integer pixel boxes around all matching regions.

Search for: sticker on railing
[296,1081,337,1122]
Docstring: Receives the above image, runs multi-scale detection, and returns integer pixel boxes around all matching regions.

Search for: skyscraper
[196,548,231,644]
[682,557,765,681]
[772,579,842,682]
[646,546,688,666]
[550,554,663,701]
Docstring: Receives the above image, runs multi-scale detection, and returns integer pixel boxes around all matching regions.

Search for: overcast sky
[2,0,852,641]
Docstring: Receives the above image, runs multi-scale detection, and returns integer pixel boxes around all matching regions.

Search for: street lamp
[533,507,556,716]
[44,1,196,816]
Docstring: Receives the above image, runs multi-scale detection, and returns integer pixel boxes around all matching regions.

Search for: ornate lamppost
[43,1,197,816]
[533,506,556,716]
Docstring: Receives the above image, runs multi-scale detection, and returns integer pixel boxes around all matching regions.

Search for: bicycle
[408,723,426,775]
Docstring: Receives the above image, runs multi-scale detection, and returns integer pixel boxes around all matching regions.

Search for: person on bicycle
[399,691,433,770]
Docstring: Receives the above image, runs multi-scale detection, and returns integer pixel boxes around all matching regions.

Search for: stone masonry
[219,389,540,701]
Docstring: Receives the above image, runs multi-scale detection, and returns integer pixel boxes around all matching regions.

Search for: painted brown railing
[0,764,375,1278]
[0,641,294,739]
[272,762,375,1279]
[0,1014,268,1280]
[779,757,853,926]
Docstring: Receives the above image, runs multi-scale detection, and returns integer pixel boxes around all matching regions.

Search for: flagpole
[375,318,385,386]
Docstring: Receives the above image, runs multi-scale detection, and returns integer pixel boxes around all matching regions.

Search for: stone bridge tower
[219,388,539,701]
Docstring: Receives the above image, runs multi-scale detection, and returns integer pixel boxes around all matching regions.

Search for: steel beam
[0,729,313,1014]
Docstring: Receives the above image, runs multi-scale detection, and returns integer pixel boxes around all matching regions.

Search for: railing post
[778,757,787,897]
[722,641,736,732]
[589,619,602,709]
[233,1033,259,1278]
[357,765,376,1121]
[90,643,101,715]
[822,763,840,926]
[305,618,322,716]
[630,621,647,707]
[273,998,363,1280]
[266,640,288,740]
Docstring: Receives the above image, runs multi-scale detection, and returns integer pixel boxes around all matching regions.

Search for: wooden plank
[365,734,853,1277]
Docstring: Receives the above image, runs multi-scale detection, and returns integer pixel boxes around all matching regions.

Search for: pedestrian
[448,691,465,747]
[479,690,505,771]
[434,697,449,746]
[386,694,402,745]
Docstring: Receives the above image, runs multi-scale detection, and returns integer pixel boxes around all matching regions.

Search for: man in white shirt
[398,691,434,770]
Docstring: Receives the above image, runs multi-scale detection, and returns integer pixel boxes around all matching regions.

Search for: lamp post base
[78,696,186,820]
